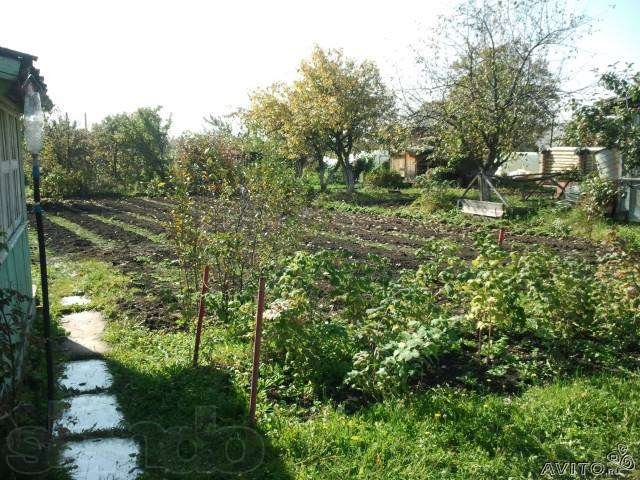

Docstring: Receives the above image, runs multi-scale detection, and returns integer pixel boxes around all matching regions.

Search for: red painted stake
[192,265,210,367]
[498,228,506,246]
[249,277,266,426]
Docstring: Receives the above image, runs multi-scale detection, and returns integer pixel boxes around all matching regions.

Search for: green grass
[13,190,639,478]
[37,250,639,479]
[268,375,640,479]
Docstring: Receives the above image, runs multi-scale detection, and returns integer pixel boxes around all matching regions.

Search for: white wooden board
[459,199,505,218]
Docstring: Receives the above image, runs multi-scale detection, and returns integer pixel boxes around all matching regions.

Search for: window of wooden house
[0,107,26,241]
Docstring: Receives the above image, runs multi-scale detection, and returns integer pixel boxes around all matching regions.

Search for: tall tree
[92,112,129,181]
[409,0,588,199]
[564,67,640,172]
[40,114,94,197]
[298,47,394,192]
[246,82,332,190]
[92,106,171,187]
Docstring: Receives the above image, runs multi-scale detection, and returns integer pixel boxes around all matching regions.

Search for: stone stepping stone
[60,295,91,307]
[60,311,108,358]
[54,393,125,437]
[61,437,140,480]
[59,359,113,394]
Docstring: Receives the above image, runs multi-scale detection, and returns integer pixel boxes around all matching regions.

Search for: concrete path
[56,295,141,480]
[59,311,109,358]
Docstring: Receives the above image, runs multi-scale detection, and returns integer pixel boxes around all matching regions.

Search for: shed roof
[0,45,51,111]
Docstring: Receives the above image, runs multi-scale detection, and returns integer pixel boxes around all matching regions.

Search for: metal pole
[31,153,54,432]
[192,265,210,367]
[248,277,265,426]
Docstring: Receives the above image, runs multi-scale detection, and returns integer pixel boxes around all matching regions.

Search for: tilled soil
[35,197,612,330]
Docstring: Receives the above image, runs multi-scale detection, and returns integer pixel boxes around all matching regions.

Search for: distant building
[389,150,429,180]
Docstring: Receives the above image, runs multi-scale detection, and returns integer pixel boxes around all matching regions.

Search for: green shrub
[342,236,640,398]
[41,164,94,198]
[414,167,456,188]
[580,174,623,219]
[364,165,405,188]
[261,251,379,400]
[346,316,465,398]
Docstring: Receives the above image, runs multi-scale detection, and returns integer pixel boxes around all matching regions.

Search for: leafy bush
[414,167,456,188]
[40,164,94,198]
[346,316,465,398]
[40,108,171,198]
[364,165,405,188]
[259,250,384,401]
[580,174,623,219]
[413,183,459,213]
[170,124,244,195]
[340,236,640,398]
[352,154,377,181]
[168,122,304,324]
[40,117,95,198]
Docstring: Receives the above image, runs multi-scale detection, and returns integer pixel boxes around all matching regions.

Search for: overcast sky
[2,0,639,134]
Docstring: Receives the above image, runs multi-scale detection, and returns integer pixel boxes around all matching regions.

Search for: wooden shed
[390,151,428,180]
[539,147,600,175]
[0,46,49,398]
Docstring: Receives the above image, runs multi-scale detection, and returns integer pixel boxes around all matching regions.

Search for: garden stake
[192,265,210,367]
[249,276,266,426]
[498,228,505,246]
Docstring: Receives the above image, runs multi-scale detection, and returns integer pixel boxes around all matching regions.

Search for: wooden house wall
[390,152,428,180]
[0,98,34,400]
[541,147,597,174]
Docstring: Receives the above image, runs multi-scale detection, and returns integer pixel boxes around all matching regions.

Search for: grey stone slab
[61,437,140,480]
[54,394,125,437]
[60,311,108,358]
[59,359,113,394]
[61,295,91,307]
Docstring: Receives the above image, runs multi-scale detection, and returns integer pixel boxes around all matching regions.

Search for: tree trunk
[478,173,491,201]
[317,156,327,192]
[479,150,497,201]
[294,157,305,177]
[342,158,355,193]
[334,134,355,193]
[113,144,118,179]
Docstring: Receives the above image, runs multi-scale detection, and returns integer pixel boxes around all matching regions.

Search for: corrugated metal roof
[0,45,51,110]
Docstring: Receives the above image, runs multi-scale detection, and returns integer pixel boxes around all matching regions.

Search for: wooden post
[192,265,210,367]
[249,277,266,426]
[498,228,505,246]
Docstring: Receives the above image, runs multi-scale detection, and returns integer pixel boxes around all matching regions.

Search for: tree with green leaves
[246,47,393,193]
[40,114,94,197]
[298,47,394,193]
[92,112,129,183]
[92,106,171,187]
[410,0,588,199]
[246,81,332,190]
[564,67,640,172]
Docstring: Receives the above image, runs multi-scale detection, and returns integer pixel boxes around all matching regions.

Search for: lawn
[25,189,640,479]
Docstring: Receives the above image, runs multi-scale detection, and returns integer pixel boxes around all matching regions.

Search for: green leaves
[345,234,640,398]
[247,46,395,192]
[580,175,624,219]
[40,107,171,198]
[565,68,640,171]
